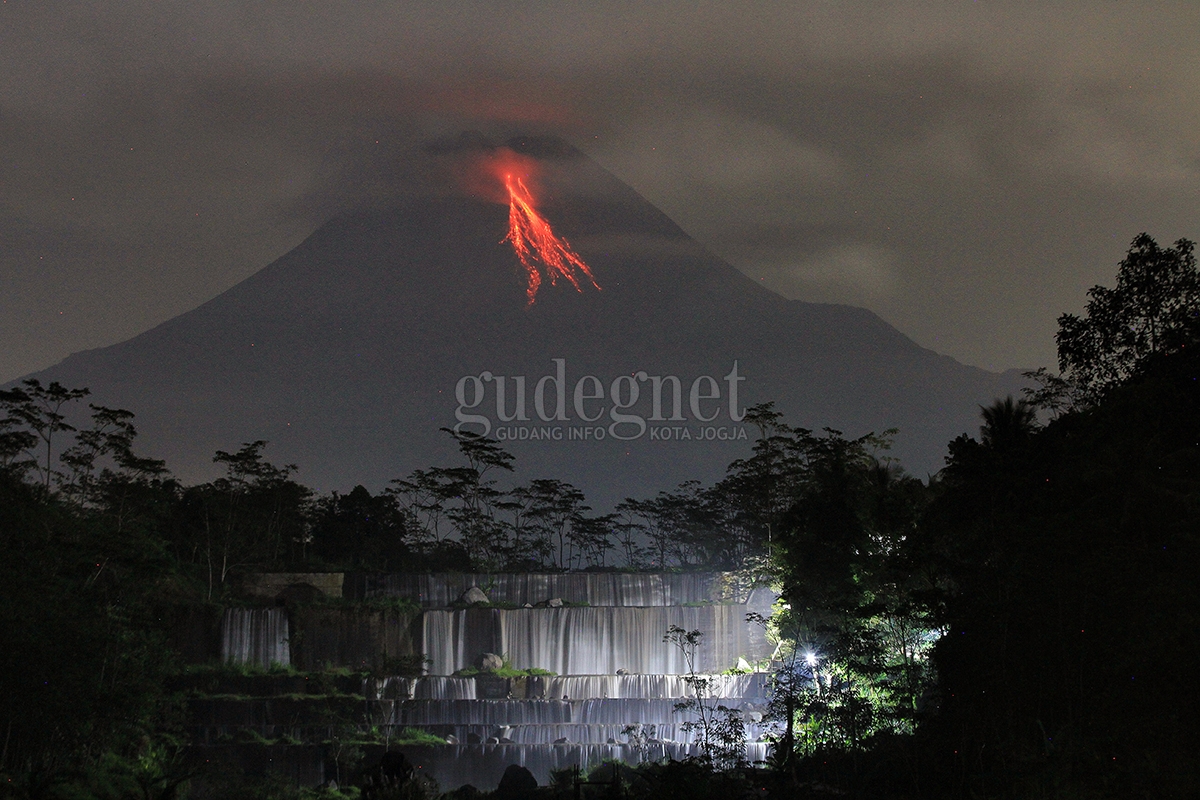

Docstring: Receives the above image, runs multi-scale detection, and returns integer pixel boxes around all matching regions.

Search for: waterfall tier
[363,572,764,607]
[220,608,290,669]
[422,605,771,675]
[373,673,770,702]
[208,573,780,789]
[392,743,773,790]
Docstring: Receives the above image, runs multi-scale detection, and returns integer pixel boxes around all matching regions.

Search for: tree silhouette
[979,396,1039,451]
[1053,232,1200,405]
[0,379,90,488]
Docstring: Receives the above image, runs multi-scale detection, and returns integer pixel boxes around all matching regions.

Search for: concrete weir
[218,572,778,789]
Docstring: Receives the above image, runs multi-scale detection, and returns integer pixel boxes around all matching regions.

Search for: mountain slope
[25,136,1023,506]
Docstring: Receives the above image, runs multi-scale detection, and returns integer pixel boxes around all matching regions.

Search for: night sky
[3,2,1197,383]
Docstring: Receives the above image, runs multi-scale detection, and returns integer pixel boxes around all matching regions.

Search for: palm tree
[979,396,1038,451]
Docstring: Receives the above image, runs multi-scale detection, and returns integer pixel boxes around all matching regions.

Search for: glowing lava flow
[502,173,599,305]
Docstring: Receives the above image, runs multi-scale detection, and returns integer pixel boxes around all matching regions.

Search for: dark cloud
[2,2,1198,380]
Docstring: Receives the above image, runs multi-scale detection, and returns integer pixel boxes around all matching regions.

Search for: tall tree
[523,478,589,569]
[916,235,1200,797]
[309,485,412,569]
[189,441,311,597]
[1049,233,1200,406]
[0,379,90,489]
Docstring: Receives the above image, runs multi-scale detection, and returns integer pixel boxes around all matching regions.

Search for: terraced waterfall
[212,572,778,789]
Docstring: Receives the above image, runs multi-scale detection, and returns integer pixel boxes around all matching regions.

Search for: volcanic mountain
[23,136,1023,507]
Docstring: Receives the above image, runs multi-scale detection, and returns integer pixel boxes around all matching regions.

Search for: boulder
[459,586,489,605]
[477,652,505,672]
[495,764,538,800]
[547,597,564,608]
[615,668,628,675]
[554,737,570,744]
[444,734,459,744]
[466,732,482,744]
[486,736,500,744]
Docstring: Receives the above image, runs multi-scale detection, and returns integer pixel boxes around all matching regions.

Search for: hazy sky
[3,2,1198,383]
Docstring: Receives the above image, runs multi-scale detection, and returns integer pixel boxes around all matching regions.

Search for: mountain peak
[23,137,1022,504]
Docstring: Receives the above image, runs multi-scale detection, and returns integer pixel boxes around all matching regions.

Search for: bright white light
[804,652,818,667]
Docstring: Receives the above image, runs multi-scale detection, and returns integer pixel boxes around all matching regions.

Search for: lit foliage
[663,625,748,771]
[714,406,940,757]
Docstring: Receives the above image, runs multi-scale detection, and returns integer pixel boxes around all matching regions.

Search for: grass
[181,661,301,677]
[451,599,592,609]
[452,666,556,678]
[393,727,449,746]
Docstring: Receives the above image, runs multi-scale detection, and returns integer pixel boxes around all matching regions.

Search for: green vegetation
[451,666,556,678]
[0,232,1196,798]
[747,233,1200,797]
[393,728,449,747]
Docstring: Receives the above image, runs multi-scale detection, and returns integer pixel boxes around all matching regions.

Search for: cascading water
[210,574,779,788]
[389,742,773,790]
[367,572,756,608]
[220,607,290,668]
[421,605,766,676]
[386,573,778,788]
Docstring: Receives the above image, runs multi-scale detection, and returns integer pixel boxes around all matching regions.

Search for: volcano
[22,135,1022,506]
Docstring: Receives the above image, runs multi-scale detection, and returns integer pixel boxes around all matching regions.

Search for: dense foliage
[0,232,1196,798]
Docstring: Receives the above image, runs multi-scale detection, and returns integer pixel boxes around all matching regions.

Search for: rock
[459,586,489,605]
[486,737,500,744]
[607,737,617,744]
[523,603,533,608]
[477,652,504,672]
[615,668,628,675]
[466,732,482,744]
[554,737,570,744]
[442,786,485,800]
[495,764,538,800]
[736,657,753,672]
[499,737,514,743]
[444,734,459,744]
[746,711,763,723]
[547,597,564,607]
